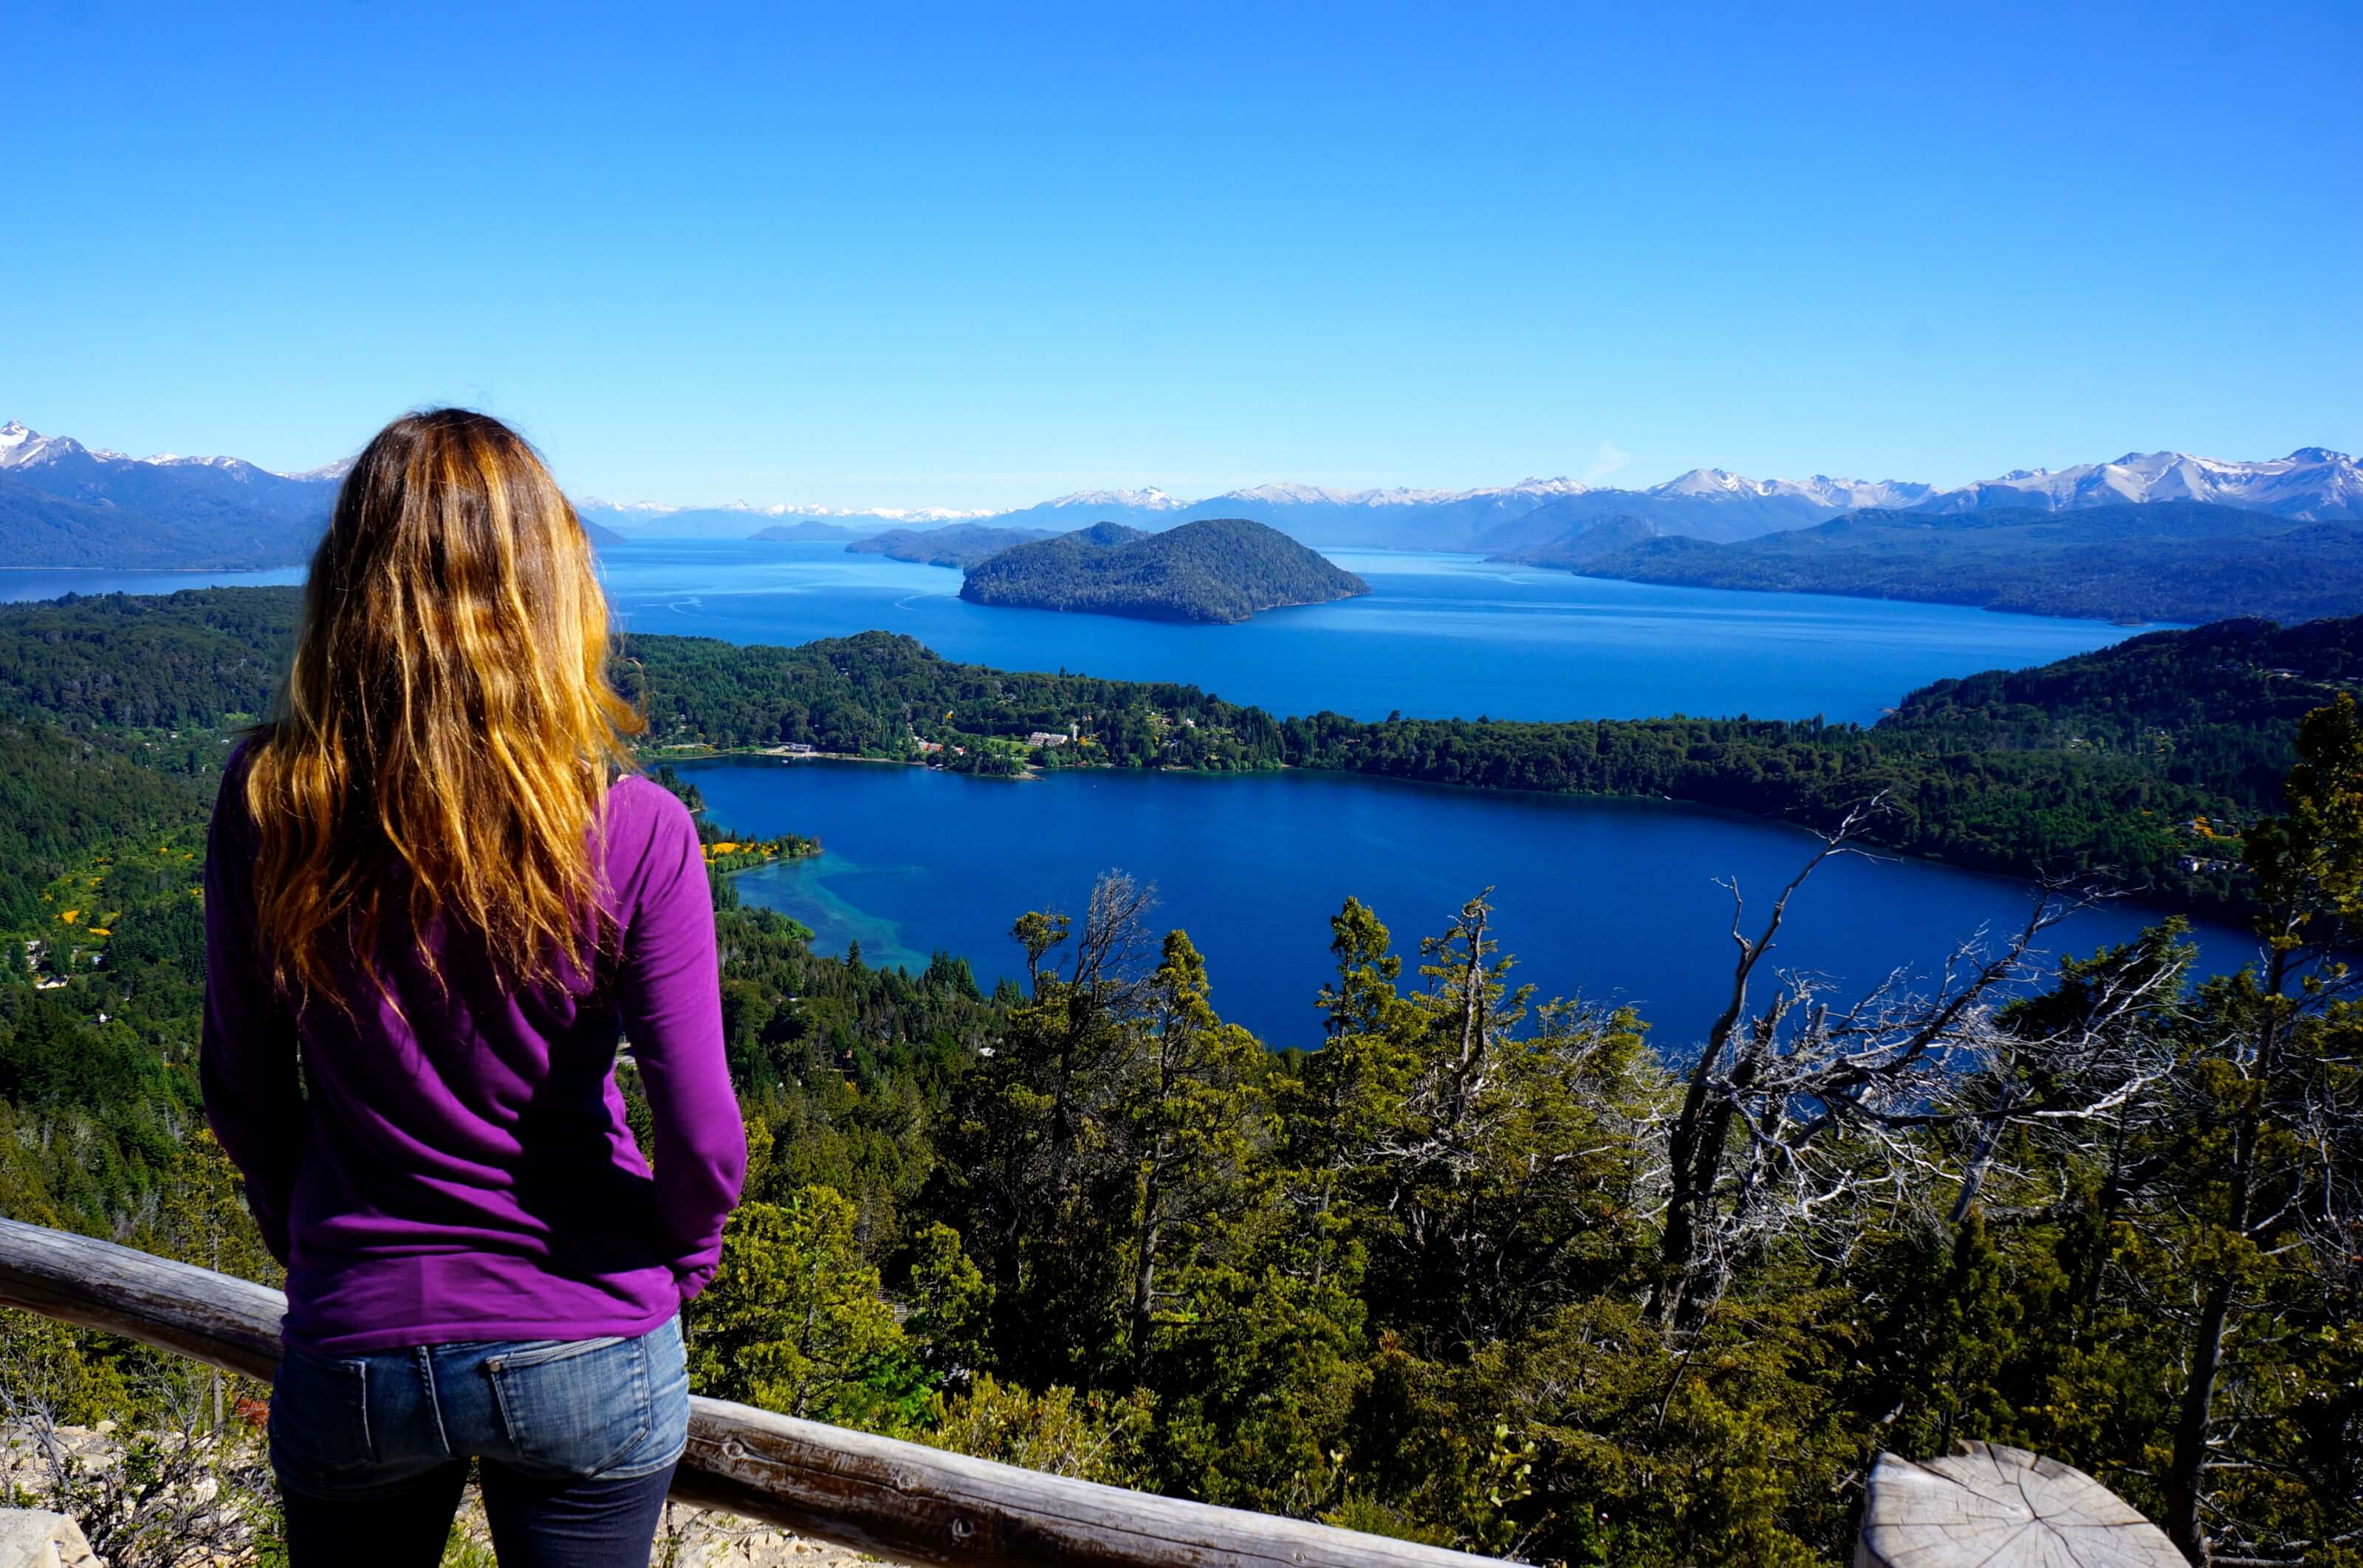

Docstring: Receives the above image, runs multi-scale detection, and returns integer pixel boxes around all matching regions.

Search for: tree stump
[0,1510,98,1568]
[1856,1443,2184,1568]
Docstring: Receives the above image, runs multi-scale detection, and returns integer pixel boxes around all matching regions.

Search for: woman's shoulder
[599,774,704,921]
[604,771,693,828]
[208,734,265,844]
[600,773,699,861]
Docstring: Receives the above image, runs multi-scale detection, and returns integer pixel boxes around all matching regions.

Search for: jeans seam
[417,1346,452,1459]
[608,1335,655,1474]
[487,1354,527,1454]
[484,1335,628,1372]
[354,1355,374,1462]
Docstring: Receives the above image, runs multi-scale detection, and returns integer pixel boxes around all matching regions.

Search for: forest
[958,517,1373,622]
[0,585,2358,1564]
[2,675,2359,1562]
[4,590,2361,917]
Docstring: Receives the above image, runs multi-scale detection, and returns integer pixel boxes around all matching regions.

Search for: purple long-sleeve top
[201,759,747,1355]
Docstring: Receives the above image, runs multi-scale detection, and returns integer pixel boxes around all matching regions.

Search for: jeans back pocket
[485,1334,652,1479]
[270,1344,374,1493]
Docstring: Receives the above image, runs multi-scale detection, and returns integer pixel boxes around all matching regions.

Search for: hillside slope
[958,517,1371,622]
[0,472,324,568]
[1509,501,2363,624]
[848,522,1056,568]
[0,424,336,568]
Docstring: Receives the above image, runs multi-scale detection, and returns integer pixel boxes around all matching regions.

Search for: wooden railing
[0,1217,1508,1567]
[0,1217,2189,1567]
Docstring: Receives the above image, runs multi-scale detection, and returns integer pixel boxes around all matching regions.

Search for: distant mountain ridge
[0,419,343,568]
[848,523,1057,568]
[4,417,2358,584]
[750,519,868,542]
[580,496,995,538]
[1526,501,2363,625]
[578,445,2363,549]
[958,517,1372,623]
[0,419,636,568]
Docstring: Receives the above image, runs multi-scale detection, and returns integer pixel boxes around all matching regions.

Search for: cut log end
[1856,1443,2184,1568]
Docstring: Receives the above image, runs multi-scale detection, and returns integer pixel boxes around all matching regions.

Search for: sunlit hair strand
[244,408,645,1003]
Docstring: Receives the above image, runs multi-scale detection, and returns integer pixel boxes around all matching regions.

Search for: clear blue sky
[4,1,2356,510]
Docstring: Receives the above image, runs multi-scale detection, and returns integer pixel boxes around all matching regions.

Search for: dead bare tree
[1646,797,2184,1335]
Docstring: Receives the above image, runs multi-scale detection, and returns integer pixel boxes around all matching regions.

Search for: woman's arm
[198,773,306,1266]
[617,790,747,1301]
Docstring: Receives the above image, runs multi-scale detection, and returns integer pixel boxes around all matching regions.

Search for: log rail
[1,1217,2188,1567]
[0,1217,1505,1567]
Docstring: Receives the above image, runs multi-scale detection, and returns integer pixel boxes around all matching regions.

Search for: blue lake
[0,565,306,602]
[4,540,2171,729]
[687,757,2257,1052]
[591,539,2172,726]
[13,540,2233,1044]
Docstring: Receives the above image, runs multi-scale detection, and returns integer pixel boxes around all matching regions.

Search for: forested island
[958,516,1371,622]
[1,581,2356,1566]
[1508,499,2363,624]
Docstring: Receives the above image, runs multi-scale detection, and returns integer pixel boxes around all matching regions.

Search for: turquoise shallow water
[689,758,2255,1052]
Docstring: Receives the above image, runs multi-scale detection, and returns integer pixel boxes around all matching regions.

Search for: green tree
[687,1187,931,1435]
[2161,693,2363,1562]
[1119,929,1271,1378]
[902,1221,993,1386]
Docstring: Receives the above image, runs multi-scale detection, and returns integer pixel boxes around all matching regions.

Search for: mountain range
[1509,501,2363,625]
[4,417,2359,590]
[0,420,344,568]
[611,447,2363,549]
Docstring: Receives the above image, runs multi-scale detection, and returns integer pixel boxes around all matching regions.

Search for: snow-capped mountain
[1179,477,1598,548]
[0,421,339,521]
[1035,486,1188,512]
[1648,469,1935,511]
[577,495,997,539]
[1912,448,2363,520]
[583,496,994,523]
[5,417,2359,568]
[0,420,340,484]
[1217,478,1587,510]
[1221,450,2360,549]
[0,420,343,568]
[973,486,1194,533]
[281,456,359,484]
[0,422,126,469]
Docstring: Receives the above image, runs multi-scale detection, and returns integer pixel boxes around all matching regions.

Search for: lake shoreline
[669,749,2260,936]
[1506,560,2197,632]
[683,754,2264,1051]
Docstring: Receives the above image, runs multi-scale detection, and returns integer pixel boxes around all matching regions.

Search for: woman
[202,410,746,1568]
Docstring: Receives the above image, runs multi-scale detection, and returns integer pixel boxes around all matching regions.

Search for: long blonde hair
[244,409,645,1001]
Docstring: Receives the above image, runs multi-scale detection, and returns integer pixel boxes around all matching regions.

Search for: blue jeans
[270,1316,690,1567]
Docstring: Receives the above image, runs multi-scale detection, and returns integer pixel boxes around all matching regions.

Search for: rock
[0,1510,99,1568]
